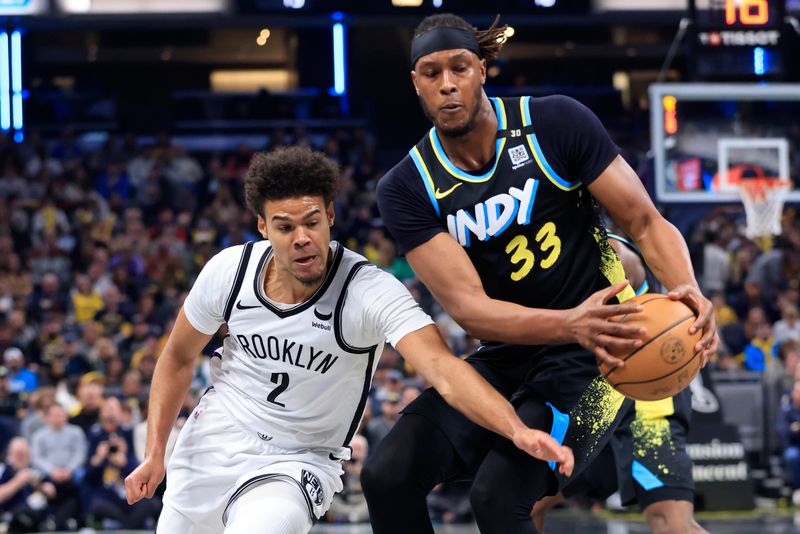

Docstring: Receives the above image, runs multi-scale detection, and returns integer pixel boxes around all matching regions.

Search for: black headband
[410,27,481,69]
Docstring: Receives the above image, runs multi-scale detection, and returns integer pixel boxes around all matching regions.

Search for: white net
[738,178,791,239]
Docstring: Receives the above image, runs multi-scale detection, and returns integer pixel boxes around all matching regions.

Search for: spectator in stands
[134,354,157,386]
[93,285,132,337]
[85,396,158,529]
[0,437,56,533]
[779,380,800,503]
[118,314,152,362]
[7,310,36,357]
[69,381,103,433]
[95,162,131,210]
[743,322,777,372]
[87,337,117,375]
[365,389,402,451]
[4,348,37,394]
[375,238,416,282]
[27,272,69,324]
[0,254,32,301]
[775,304,800,345]
[31,198,70,249]
[70,274,104,325]
[747,246,800,320]
[62,332,93,379]
[30,403,86,530]
[702,226,732,294]
[711,291,739,328]
[19,387,54,443]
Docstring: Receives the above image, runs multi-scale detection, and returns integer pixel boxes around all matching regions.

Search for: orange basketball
[599,294,703,401]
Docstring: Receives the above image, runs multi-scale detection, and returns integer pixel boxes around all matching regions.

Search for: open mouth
[294,255,316,267]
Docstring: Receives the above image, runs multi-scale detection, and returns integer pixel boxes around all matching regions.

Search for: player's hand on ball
[667,284,718,367]
[124,456,166,505]
[566,281,645,370]
[512,428,574,477]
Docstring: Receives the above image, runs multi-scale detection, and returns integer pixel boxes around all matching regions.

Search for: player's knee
[361,451,402,497]
[224,482,312,534]
[644,505,694,534]
[468,479,494,517]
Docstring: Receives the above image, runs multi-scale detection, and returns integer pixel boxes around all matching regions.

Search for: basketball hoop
[738,177,791,239]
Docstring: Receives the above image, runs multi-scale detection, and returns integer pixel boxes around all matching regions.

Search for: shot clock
[690,0,787,79]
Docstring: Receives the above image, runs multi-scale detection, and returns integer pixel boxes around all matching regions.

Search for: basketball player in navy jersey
[362,13,718,534]
[124,146,571,534]
[532,234,706,534]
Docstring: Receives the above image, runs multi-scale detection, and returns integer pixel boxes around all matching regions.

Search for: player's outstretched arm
[588,155,719,364]
[405,233,644,352]
[395,324,574,476]
[124,308,211,504]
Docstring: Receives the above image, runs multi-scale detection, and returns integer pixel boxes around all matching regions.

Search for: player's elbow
[443,297,489,340]
[423,356,458,403]
[625,205,661,243]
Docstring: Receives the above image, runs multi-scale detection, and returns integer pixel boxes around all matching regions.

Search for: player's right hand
[125,457,166,505]
[565,281,645,370]
[512,428,574,477]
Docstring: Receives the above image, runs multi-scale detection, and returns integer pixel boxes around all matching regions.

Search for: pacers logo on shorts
[301,470,324,507]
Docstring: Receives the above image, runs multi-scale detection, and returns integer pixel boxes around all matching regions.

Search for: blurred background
[0,0,796,531]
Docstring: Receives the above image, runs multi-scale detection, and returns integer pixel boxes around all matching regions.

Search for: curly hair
[244,146,339,218]
[413,13,508,62]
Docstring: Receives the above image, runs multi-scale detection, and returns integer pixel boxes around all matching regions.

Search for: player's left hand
[512,428,574,477]
[668,284,718,367]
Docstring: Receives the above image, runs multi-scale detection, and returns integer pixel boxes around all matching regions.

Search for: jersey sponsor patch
[313,308,333,321]
[508,144,531,169]
[301,469,324,507]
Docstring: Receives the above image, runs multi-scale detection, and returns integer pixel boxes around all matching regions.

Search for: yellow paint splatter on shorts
[570,376,626,456]
[631,414,676,476]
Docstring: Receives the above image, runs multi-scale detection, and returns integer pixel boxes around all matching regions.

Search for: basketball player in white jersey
[124,146,573,534]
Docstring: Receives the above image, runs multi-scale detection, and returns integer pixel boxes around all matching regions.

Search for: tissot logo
[236,301,260,310]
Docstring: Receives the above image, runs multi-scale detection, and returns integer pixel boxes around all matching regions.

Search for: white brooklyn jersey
[183,240,432,455]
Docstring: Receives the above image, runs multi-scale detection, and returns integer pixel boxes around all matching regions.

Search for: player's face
[259,196,335,287]
[412,49,486,138]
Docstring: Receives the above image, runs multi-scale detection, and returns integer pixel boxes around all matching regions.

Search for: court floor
[34,509,800,533]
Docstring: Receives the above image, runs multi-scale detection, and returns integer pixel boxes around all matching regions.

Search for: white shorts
[157,388,344,534]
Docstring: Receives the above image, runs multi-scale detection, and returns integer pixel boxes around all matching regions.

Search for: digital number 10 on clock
[725,0,769,25]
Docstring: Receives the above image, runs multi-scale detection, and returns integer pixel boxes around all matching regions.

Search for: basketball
[599,294,703,401]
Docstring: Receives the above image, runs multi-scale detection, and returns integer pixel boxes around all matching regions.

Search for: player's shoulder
[338,245,394,285]
[338,244,377,275]
[377,154,421,196]
[529,94,595,121]
[202,240,268,274]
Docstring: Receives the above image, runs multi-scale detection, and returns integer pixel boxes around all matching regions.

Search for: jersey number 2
[267,372,289,407]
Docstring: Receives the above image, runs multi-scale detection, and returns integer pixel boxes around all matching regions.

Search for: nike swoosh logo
[236,301,260,310]
[314,308,333,321]
[257,432,273,442]
[434,183,462,200]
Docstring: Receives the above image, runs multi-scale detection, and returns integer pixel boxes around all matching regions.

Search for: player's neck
[435,96,497,172]
[264,251,332,304]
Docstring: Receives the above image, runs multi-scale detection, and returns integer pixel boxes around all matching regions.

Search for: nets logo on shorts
[301,469,324,507]
[508,144,531,169]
